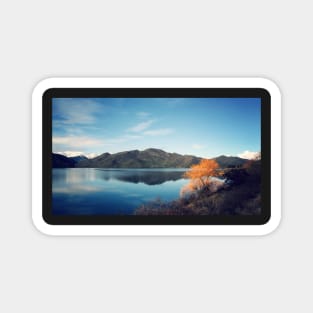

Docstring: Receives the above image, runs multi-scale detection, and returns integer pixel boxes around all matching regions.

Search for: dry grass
[135,161,261,216]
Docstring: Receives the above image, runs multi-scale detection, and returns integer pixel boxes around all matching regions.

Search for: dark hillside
[135,160,261,216]
[52,153,76,168]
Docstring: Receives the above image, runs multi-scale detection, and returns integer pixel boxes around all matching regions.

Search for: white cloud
[238,150,261,160]
[53,136,103,148]
[124,134,142,139]
[128,120,154,132]
[102,135,142,146]
[136,112,150,118]
[192,144,206,149]
[54,99,101,125]
[53,133,144,153]
[143,128,174,136]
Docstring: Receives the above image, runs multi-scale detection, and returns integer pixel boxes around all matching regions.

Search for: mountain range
[52,148,249,169]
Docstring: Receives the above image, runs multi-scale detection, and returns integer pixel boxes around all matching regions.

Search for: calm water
[52,168,188,215]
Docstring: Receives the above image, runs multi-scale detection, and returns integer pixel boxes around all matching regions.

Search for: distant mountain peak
[237,151,261,160]
[144,148,166,153]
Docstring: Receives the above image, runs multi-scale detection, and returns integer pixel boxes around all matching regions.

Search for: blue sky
[52,97,261,159]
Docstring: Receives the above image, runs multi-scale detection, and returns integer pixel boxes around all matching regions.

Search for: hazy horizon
[53,147,261,161]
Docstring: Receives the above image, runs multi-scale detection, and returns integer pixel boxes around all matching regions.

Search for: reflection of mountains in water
[96,169,188,185]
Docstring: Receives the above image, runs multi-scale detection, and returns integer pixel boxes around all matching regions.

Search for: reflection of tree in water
[96,169,187,185]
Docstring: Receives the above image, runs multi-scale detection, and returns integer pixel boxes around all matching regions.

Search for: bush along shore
[135,160,261,216]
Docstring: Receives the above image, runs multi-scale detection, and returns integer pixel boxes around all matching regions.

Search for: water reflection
[53,168,97,184]
[95,168,187,185]
[52,168,188,215]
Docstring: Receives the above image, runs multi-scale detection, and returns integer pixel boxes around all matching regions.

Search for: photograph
[52,97,261,216]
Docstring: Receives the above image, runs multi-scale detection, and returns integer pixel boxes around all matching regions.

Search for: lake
[52,168,188,215]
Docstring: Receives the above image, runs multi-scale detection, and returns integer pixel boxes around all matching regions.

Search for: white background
[0,1,311,312]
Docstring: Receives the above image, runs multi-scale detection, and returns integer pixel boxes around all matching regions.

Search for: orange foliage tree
[181,159,219,195]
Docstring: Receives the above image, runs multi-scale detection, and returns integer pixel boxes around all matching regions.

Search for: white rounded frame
[32,77,281,236]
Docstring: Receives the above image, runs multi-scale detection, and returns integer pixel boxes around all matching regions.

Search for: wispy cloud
[53,136,103,148]
[53,99,101,125]
[136,112,150,118]
[128,120,155,132]
[124,134,142,140]
[143,128,174,136]
[192,144,206,149]
[53,133,144,154]
[101,135,142,146]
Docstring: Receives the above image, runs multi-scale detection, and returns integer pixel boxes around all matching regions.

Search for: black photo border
[42,88,271,225]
